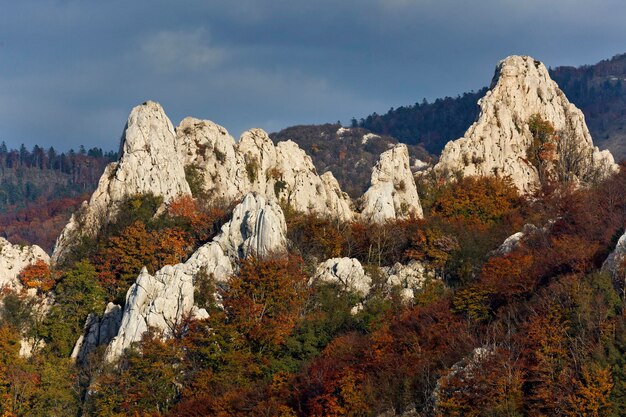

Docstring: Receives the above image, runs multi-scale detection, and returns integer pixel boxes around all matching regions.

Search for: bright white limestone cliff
[433,55,617,194]
[0,238,50,291]
[177,120,355,222]
[53,101,191,263]
[313,258,372,296]
[361,144,424,223]
[103,193,286,361]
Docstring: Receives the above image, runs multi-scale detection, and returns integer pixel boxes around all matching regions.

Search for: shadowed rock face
[102,193,286,362]
[434,55,617,194]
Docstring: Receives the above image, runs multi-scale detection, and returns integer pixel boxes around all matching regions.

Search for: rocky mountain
[6,55,626,416]
[52,102,425,264]
[358,52,626,162]
[361,144,423,222]
[433,55,617,193]
[52,102,192,263]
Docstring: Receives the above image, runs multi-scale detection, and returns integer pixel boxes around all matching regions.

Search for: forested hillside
[551,53,626,158]
[0,144,117,250]
[270,124,431,198]
[357,53,626,159]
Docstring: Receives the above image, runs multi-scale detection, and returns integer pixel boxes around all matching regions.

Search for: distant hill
[356,53,626,160]
[0,144,116,212]
[270,124,431,198]
[358,89,488,155]
[551,53,626,159]
[0,144,116,250]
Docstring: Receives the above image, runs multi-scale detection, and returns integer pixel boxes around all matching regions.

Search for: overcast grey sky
[2,0,625,151]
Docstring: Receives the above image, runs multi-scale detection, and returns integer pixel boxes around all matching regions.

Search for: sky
[2,0,626,152]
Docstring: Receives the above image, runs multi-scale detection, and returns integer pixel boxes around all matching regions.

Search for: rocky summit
[52,102,425,264]
[434,55,617,193]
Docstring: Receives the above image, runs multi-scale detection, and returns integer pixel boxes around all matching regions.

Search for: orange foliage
[94,220,192,299]
[18,260,54,293]
[430,176,521,227]
[223,255,309,351]
[480,251,535,298]
[565,365,613,417]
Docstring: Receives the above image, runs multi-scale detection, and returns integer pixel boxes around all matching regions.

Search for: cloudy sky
[2,0,626,151]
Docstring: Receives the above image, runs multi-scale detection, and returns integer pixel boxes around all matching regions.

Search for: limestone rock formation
[434,55,617,194]
[71,302,122,363]
[53,101,191,263]
[177,120,354,221]
[213,193,287,263]
[0,238,50,291]
[382,260,433,302]
[104,193,287,361]
[361,144,424,223]
[603,231,626,278]
[312,258,371,296]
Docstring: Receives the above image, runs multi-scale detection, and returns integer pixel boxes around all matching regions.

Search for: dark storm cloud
[1,0,626,150]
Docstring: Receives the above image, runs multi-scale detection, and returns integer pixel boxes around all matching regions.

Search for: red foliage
[18,260,54,293]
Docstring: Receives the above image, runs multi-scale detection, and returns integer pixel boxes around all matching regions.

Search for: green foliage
[27,357,79,417]
[245,157,259,183]
[0,291,37,332]
[452,286,492,322]
[194,266,219,312]
[184,164,204,197]
[42,260,106,357]
[273,283,361,374]
[274,179,288,198]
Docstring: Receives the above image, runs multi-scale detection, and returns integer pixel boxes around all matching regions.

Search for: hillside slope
[270,124,431,198]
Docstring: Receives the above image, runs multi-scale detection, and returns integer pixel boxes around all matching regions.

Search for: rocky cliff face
[361,144,424,222]
[53,102,424,266]
[178,119,355,222]
[52,101,191,263]
[434,55,617,193]
[0,238,50,291]
[102,193,286,361]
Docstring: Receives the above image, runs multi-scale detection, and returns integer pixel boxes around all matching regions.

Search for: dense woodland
[3,159,626,415]
[357,53,626,159]
[0,144,117,250]
[271,124,431,198]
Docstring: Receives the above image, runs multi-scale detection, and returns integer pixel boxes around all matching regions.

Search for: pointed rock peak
[434,55,617,194]
[121,100,178,155]
[52,102,191,264]
[361,144,423,223]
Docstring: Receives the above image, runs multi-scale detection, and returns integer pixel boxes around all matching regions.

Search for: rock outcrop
[433,55,617,194]
[361,144,424,222]
[0,238,50,291]
[71,302,122,363]
[177,120,354,221]
[53,101,191,263]
[382,260,433,302]
[603,231,626,278]
[103,193,286,361]
[312,257,372,296]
